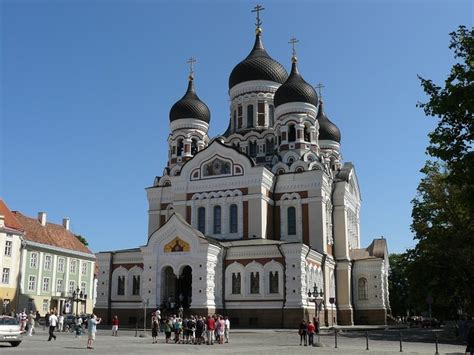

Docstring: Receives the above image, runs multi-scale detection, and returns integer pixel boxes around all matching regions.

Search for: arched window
[177,139,184,156]
[358,277,368,300]
[250,272,260,294]
[117,276,125,296]
[132,275,140,296]
[191,139,198,155]
[232,272,241,294]
[237,105,243,128]
[257,102,265,126]
[266,138,274,155]
[249,141,257,157]
[269,271,279,294]
[287,206,296,235]
[304,125,311,142]
[213,205,221,234]
[247,105,254,128]
[269,105,275,126]
[233,110,237,130]
[229,204,238,233]
[198,207,206,234]
[288,124,296,142]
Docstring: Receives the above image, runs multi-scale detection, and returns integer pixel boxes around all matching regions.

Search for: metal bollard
[334,328,338,348]
[435,333,439,355]
[399,331,403,352]
[366,331,369,350]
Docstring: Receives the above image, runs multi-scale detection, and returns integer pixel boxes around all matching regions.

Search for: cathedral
[95,7,390,327]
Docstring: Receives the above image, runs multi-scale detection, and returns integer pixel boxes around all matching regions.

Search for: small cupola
[317,100,341,143]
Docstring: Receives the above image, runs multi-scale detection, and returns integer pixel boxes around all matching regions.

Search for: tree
[388,253,411,317]
[75,234,89,246]
[409,26,473,319]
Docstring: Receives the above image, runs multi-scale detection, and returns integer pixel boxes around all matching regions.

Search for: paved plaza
[0,328,468,354]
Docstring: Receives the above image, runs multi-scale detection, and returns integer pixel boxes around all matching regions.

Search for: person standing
[195,316,204,345]
[19,309,27,332]
[224,316,230,343]
[307,321,315,346]
[48,312,58,341]
[217,316,225,344]
[58,314,64,332]
[111,315,119,336]
[163,318,172,343]
[206,315,215,345]
[27,311,36,336]
[151,316,159,344]
[86,314,101,349]
[298,319,307,346]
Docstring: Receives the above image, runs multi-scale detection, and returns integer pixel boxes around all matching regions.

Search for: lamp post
[308,284,324,344]
[71,287,87,316]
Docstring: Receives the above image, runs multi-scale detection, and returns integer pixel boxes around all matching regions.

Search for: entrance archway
[161,265,192,312]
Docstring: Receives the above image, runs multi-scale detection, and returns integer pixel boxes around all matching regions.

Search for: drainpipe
[107,252,115,324]
[276,244,286,328]
[15,237,26,313]
[350,259,356,324]
[221,246,228,312]
[321,252,327,326]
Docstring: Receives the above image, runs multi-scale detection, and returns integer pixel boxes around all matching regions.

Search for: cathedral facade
[95,13,390,327]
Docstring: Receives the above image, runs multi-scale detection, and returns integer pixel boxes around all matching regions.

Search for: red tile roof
[0,199,24,232]
[12,211,93,255]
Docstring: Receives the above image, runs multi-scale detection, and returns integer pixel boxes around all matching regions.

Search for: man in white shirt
[224,316,230,343]
[48,312,58,341]
[58,314,64,332]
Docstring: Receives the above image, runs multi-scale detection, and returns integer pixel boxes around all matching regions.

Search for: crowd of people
[149,311,230,345]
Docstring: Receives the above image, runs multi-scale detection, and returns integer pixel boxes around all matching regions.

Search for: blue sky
[1,0,471,254]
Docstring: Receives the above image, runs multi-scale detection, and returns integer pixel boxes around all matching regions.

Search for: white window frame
[44,255,52,271]
[81,261,87,276]
[68,280,75,294]
[70,259,77,274]
[42,277,50,292]
[56,279,63,293]
[42,299,49,312]
[57,258,65,272]
[2,268,10,284]
[30,252,38,269]
[4,240,12,256]
[80,282,86,295]
[28,275,36,292]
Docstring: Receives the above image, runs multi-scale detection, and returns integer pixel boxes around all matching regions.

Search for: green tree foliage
[408,25,473,319]
[75,234,89,246]
[388,253,411,317]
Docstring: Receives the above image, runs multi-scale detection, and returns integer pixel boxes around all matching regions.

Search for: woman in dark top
[298,319,307,346]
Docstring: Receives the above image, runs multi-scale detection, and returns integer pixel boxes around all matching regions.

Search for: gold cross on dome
[252,5,265,28]
[288,37,299,58]
[315,83,325,98]
[187,57,196,78]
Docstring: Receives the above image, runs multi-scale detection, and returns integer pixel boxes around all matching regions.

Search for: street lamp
[308,284,324,343]
[72,287,87,316]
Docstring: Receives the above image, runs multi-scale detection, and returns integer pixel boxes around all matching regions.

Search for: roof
[12,211,93,255]
[316,100,341,143]
[350,238,388,261]
[169,78,210,123]
[0,199,23,232]
[274,60,318,108]
[228,33,288,89]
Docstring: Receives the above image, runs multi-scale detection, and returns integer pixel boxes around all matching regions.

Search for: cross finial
[315,83,325,98]
[187,57,196,80]
[288,37,299,62]
[252,5,265,31]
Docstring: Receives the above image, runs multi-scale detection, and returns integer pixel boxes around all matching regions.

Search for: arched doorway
[161,265,192,312]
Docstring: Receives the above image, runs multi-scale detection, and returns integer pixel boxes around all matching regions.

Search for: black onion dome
[274,60,318,107]
[229,33,288,89]
[169,78,210,123]
[316,100,341,143]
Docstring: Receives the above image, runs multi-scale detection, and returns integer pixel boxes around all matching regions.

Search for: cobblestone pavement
[0,328,467,354]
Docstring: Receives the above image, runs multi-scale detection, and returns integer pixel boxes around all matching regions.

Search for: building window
[28,276,36,292]
[237,105,243,128]
[117,276,125,296]
[191,139,198,155]
[247,105,254,128]
[27,299,34,312]
[287,207,296,235]
[81,282,86,295]
[68,280,75,294]
[269,104,274,126]
[249,141,257,157]
[232,272,241,294]
[132,275,140,296]
[70,259,77,273]
[177,139,184,157]
[42,277,50,292]
[58,258,65,273]
[81,262,87,276]
[44,255,52,271]
[30,253,38,269]
[229,204,238,233]
[288,124,296,142]
[358,277,368,300]
[56,279,63,293]
[197,207,206,234]
[257,102,265,126]
[42,299,49,313]
[269,271,279,294]
[233,110,237,130]
[250,272,260,294]
[304,125,311,142]
[2,268,10,284]
[213,206,221,234]
[4,241,12,256]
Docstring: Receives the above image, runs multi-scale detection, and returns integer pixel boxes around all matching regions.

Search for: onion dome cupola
[274,57,318,109]
[169,75,210,124]
[316,99,341,144]
[229,30,289,90]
